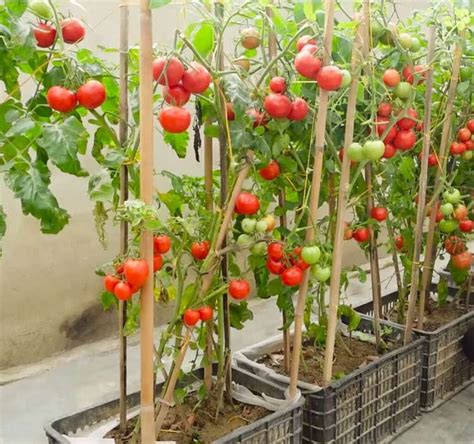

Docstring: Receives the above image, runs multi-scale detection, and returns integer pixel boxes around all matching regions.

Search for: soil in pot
[259,334,395,386]
[106,390,268,443]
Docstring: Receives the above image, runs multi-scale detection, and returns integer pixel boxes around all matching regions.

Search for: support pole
[289,0,336,398]
[138,0,155,441]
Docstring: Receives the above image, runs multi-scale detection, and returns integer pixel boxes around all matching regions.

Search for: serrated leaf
[5,116,36,137]
[164,131,189,158]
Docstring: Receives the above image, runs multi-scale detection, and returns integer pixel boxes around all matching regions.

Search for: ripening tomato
[288,98,309,121]
[453,205,468,222]
[394,235,404,251]
[240,28,260,49]
[264,93,292,118]
[116,263,124,274]
[371,207,388,222]
[316,66,343,91]
[281,266,303,287]
[199,306,213,321]
[114,282,133,301]
[163,84,190,106]
[383,143,396,159]
[451,251,472,270]
[444,236,466,255]
[235,192,260,215]
[104,275,120,293]
[459,219,473,233]
[353,227,370,243]
[397,108,418,130]
[77,80,106,109]
[47,86,77,113]
[159,107,191,133]
[467,119,474,133]
[269,76,287,93]
[466,140,474,151]
[34,23,56,48]
[226,103,235,121]
[296,35,316,52]
[264,215,276,232]
[229,279,251,300]
[259,160,280,180]
[458,127,472,142]
[183,309,200,327]
[450,142,466,156]
[152,57,184,86]
[393,129,416,150]
[294,51,321,79]
[247,109,267,127]
[344,224,353,240]
[191,241,210,260]
[61,18,85,44]
[383,69,400,87]
[154,234,171,254]
[377,102,392,117]
[266,258,285,275]
[182,62,212,94]
[124,259,149,287]
[267,242,284,261]
[427,153,438,167]
[402,65,426,84]
[153,254,163,272]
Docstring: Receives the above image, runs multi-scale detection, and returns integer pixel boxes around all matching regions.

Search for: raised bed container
[234,318,424,443]
[44,366,304,444]
[355,284,474,411]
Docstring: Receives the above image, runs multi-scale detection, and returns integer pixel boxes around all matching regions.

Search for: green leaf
[159,190,183,216]
[230,302,253,330]
[192,22,215,58]
[204,124,219,138]
[88,169,115,202]
[437,279,448,307]
[5,116,36,137]
[164,131,189,158]
[0,205,6,257]
[6,0,28,16]
[93,201,108,249]
[37,117,88,176]
[180,283,196,312]
[399,156,415,181]
[150,0,171,8]
[303,0,315,20]
[101,291,117,310]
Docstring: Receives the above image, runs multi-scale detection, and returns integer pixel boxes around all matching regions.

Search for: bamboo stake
[403,27,436,342]
[138,0,155,441]
[118,0,129,435]
[289,0,336,398]
[322,11,366,386]
[418,33,464,330]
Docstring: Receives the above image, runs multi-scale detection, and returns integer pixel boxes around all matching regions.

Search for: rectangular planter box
[234,318,424,443]
[355,284,474,411]
[44,366,305,444]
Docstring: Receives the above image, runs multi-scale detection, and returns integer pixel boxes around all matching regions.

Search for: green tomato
[399,33,413,50]
[443,188,461,204]
[29,0,53,19]
[347,142,365,162]
[251,241,267,256]
[439,219,458,234]
[371,21,384,38]
[341,69,352,87]
[311,265,331,282]
[394,82,412,100]
[241,218,256,233]
[255,220,268,233]
[462,150,473,160]
[362,140,385,161]
[409,37,421,52]
[440,202,454,217]
[460,66,472,82]
[301,246,321,265]
[237,234,252,247]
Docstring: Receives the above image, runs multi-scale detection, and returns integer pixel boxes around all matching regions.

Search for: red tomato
[426,152,438,167]
[246,109,268,127]
[316,66,343,91]
[383,143,396,159]
[294,51,321,79]
[60,18,85,44]
[267,242,284,261]
[301,44,318,54]
[47,86,77,112]
[402,65,426,84]
[228,279,251,300]
[296,35,316,52]
[436,209,443,223]
[263,93,292,118]
[259,160,280,180]
[226,103,235,121]
[183,309,200,327]
[393,129,416,150]
[459,219,473,233]
[235,192,260,215]
[416,122,424,132]
[159,107,191,133]
[153,254,163,272]
[266,258,285,274]
[163,84,190,106]
[198,306,213,321]
[77,80,106,109]
[458,127,472,142]
[353,227,370,243]
[450,142,466,156]
[269,76,286,93]
[466,140,474,151]
[154,234,171,254]
[383,69,400,87]
[370,207,388,222]
[467,119,474,133]
[451,251,472,270]
[280,266,303,287]
[454,205,468,222]
[152,57,184,86]
[288,98,309,121]
[124,259,149,287]
[291,256,310,271]
[182,62,212,94]
[444,236,466,255]
[191,241,210,260]
[116,263,124,274]
[104,275,120,293]
[394,235,404,251]
[397,108,418,130]
[34,23,56,47]
[114,282,133,301]
[377,102,392,117]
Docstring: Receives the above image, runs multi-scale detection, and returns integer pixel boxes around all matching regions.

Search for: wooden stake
[418,32,464,330]
[138,0,155,441]
[322,10,366,386]
[118,0,129,435]
[289,0,336,398]
[403,27,436,341]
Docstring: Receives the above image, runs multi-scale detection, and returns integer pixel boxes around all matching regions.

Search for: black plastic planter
[234,318,424,443]
[44,366,304,443]
[355,283,474,411]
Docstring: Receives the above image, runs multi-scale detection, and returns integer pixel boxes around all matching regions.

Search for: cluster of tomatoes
[343,206,389,245]
[183,306,213,327]
[34,16,85,48]
[104,259,149,301]
[449,119,474,159]
[47,80,107,113]
[444,236,473,271]
[262,77,309,121]
[437,189,473,235]
[382,64,427,99]
[155,57,211,134]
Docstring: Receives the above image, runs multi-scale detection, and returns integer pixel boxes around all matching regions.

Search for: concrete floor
[1,259,473,443]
